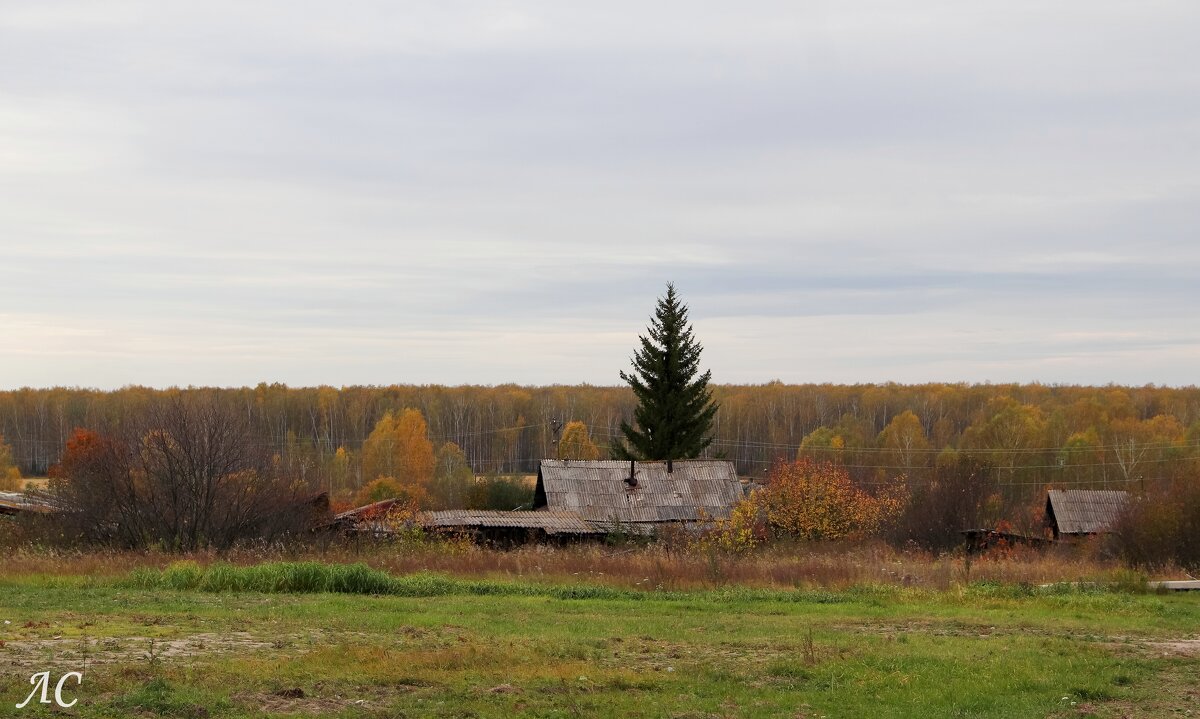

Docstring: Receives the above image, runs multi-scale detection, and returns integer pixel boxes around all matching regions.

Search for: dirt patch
[1090,661,1200,719]
[0,632,278,671]
[232,691,358,715]
[1137,639,1200,657]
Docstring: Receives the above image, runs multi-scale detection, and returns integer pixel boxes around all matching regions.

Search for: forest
[3,381,1198,501]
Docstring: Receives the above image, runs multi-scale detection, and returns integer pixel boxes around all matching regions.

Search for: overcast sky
[2,1,1198,389]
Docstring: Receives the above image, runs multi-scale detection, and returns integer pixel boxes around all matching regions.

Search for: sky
[2,1,1199,389]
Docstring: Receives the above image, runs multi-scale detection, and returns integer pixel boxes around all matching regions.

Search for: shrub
[692,496,769,553]
[353,477,427,510]
[761,459,908,541]
[46,395,314,550]
[466,474,533,510]
[1112,480,1200,572]
[893,455,999,551]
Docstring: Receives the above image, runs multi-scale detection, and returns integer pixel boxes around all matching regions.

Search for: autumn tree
[1058,428,1104,486]
[361,409,435,489]
[48,428,136,544]
[760,458,908,541]
[962,396,1049,484]
[877,410,930,473]
[894,454,998,550]
[557,421,600,460]
[327,446,353,500]
[0,434,21,491]
[798,426,845,465]
[49,395,310,549]
[615,283,718,460]
[131,395,305,550]
[1107,414,1185,485]
[430,442,474,509]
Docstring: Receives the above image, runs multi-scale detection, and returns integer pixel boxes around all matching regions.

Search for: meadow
[0,547,1197,718]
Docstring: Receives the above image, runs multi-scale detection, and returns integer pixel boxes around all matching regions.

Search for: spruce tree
[615,283,718,460]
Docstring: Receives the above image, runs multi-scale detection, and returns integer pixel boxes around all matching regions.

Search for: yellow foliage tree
[556,421,600,460]
[430,442,474,509]
[762,458,908,541]
[328,446,352,500]
[877,410,930,472]
[0,434,21,491]
[361,409,434,491]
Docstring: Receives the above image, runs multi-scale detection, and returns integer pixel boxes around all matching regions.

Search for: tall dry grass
[0,537,1171,590]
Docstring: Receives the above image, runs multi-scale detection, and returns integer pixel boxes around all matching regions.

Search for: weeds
[801,626,817,665]
[5,540,1188,594]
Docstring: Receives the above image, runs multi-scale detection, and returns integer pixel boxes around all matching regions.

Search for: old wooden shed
[1044,489,1129,539]
[533,459,743,533]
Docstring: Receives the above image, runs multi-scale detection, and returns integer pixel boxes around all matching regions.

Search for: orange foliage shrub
[761,458,908,541]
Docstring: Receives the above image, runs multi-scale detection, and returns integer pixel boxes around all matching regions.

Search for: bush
[893,455,999,551]
[46,395,316,550]
[761,459,908,541]
[691,496,768,553]
[353,477,427,510]
[1112,481,1200,572]
[467,474,533,510]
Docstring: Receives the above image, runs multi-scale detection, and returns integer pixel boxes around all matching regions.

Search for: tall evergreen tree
[615,283,718,460]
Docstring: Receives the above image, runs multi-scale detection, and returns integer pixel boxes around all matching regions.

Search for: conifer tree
[615,283,718,460]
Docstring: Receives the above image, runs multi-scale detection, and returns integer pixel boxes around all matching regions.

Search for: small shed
[1045,489,1129,539]
[533,459,743,532]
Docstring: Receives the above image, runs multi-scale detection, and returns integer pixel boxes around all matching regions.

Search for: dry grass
[20,477,49,490]
[0,537,1175,591]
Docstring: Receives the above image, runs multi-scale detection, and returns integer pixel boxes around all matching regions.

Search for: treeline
[2,382,1199,500]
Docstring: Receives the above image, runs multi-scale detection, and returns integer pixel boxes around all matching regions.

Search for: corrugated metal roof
[0,491,56,516]
[419,509,602,535]
[1046,489,1129,535]
[535,460,742,523]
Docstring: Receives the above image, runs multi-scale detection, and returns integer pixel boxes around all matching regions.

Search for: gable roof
[534,459,742,524]
[1046,489,1129,535]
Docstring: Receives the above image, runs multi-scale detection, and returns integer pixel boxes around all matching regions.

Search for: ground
[0,569,1197,718]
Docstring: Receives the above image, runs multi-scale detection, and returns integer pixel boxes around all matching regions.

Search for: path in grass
[0,567,1197,718]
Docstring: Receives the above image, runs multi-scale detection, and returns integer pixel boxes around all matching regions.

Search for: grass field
[0,561,1197,718]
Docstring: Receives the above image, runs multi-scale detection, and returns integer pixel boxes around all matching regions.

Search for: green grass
[0,565,1197,718]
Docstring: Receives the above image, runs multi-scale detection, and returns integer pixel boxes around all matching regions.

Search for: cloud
[1,0,1198,388]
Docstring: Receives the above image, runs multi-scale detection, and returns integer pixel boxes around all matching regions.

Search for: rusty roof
[332,498,402,522]
[534,459,742,524]
[419,509,603,535]
[1046,489,1129,535]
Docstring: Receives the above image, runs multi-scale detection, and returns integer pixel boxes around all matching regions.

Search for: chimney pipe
[625,460,637,487]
